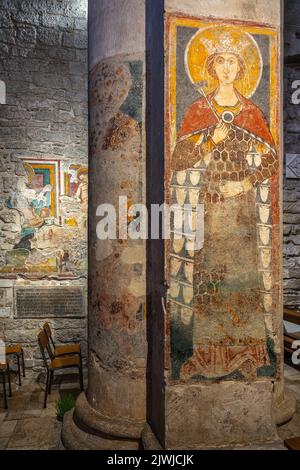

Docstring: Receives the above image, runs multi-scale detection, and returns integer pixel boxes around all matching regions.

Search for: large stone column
[143,0,288,450]
[62,0,147,449]
[62,0,294,451]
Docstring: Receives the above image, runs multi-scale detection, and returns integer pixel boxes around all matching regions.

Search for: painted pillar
[144,0,288,449]
[61,0,293,451]
[62,0,147,449]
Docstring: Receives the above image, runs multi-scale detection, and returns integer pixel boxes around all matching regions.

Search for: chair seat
[6,344,23,355]
[54,343,81,356]
[50,355,81,369]
[285,436,300,450]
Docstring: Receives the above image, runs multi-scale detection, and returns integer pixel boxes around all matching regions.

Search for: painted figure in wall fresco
[8,162,52,250]
[0,159,89,274]
[76,167,88,229]
[171,27,278,380]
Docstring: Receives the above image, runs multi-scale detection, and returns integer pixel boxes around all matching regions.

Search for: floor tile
[0,420,17,438]
[6,417,62,450]
[0,437,9,450]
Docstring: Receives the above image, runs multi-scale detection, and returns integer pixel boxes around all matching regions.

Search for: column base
[143,380,285,450]
[274,388,297,426]
[61,392,144,450]
[142,424,285,449]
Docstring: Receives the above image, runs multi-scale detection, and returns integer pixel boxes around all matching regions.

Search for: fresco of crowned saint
[169,26,279,381]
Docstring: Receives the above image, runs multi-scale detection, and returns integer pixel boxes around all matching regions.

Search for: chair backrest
[43,322,56,350]
[38,330,53,368]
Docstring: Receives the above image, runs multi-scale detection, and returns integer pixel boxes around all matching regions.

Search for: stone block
[74,17,87,30]
[284,201,300,214]
[292,235,300,245]
[50,318,86,330]
[38,27,62,46]
[285,0,300,27]
[11,9,40,26]
[6,417,61,450]
[164,381,279,449]
[0,154,12,172]
[42,13,74,29]
[74,31,87,49]
[284,179,298,190]
[48,46,76,61]
[283,225,292,236]
[5,330,37,344]
[43,0,64,13]
[0,210,20,224]
[16,25,37,45]
[2,177,13,191]
[0,28,16,44]
[283,213,300,224]
[62,32,74,47]
[284,243,300,257]
[285,280,300,292]
[283,190,297,202]
[0,10,13,28]
[0,44,9,57]
[55,330,86,343]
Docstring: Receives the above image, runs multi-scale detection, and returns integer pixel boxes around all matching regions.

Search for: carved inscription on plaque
[16,287,84,318]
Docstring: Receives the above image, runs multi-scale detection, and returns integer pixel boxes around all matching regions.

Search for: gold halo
[185,25,263,99]
[77,167,88,180]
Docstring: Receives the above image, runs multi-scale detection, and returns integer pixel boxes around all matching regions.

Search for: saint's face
[79,174,88,184]
[213,53,240,85]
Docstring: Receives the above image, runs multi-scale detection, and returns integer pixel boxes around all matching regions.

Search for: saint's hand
[212,121,229,145]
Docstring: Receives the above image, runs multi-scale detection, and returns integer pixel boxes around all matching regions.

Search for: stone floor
[0,364,300,450]
[0,366,85,450]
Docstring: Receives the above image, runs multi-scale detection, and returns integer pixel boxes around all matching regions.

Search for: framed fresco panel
[165,14,280,384]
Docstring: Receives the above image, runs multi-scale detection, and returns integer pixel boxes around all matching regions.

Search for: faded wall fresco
[0,159,87,275]
[166,16,280,382]
[88,55,146,419]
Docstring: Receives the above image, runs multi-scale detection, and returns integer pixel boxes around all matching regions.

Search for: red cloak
[178,90,276,151]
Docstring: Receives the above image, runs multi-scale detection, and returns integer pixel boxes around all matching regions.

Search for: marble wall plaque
[15,287,85,318]
[0,307,10,318]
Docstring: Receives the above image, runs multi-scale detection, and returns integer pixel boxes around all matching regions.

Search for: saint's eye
[215,56,224,64]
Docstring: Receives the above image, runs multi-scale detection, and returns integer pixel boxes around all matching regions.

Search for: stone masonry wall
[0,0,88,368]
[284,0,300,307]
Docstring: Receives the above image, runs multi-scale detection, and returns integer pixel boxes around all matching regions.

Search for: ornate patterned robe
[170,91,278,380]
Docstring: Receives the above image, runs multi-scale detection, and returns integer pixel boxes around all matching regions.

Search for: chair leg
[44,370,50,408]
[21,349,25,377]
[17,354,21,386]
[48,370,54,395]
[2,372,7,410]
[7,364,12,397]
[79,362,84,391]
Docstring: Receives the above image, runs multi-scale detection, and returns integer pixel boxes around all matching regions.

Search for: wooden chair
[0,362,12,409]
[43,323,81,359]
[285,436,300,450]
[38,330,83,408]
[6,344,25,386]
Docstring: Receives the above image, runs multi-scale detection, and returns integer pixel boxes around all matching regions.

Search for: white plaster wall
[165,0,281,25]
[88,0,145,71]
